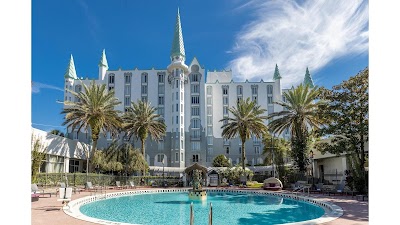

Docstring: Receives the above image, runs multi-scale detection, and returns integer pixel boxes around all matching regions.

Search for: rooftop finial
[273,64,282,80]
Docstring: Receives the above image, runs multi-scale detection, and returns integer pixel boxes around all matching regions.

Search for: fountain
[188,169,207,200]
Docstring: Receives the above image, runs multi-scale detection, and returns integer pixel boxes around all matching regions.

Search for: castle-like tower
[63,9,314,168]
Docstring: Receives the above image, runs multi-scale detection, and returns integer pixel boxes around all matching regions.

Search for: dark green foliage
[49,129,65,137]
[316,67,368,171]
[345,154,367,194]
[212,155,231,167]
[262,132,290,179]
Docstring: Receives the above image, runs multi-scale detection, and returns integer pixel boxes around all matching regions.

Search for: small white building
[31,128,91,173]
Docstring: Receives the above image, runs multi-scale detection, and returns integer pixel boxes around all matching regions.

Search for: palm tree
[267,84,325,172]
[220,98,268,170]
[122,100,166,160]
[61,81,122,174]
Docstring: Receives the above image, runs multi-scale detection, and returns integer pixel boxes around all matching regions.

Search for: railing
[190,202,213,225]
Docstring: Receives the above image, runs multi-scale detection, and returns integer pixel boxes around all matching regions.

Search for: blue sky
[31,0,369,133]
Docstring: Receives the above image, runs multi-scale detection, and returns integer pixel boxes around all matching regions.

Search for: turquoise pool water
[80,191,325,225]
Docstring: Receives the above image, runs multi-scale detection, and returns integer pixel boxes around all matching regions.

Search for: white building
[62,9,313,169]
[31,128,90,173]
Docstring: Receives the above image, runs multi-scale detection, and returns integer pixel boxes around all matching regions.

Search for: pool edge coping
[63,188,343,225]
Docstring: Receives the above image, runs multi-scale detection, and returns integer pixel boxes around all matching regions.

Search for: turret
[303,67,315,88]
[64,54,77,102]
[272,64,282,102]
[99,49,109,81]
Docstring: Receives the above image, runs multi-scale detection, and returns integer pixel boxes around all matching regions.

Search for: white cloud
[32,81,64,93]
[228,0,369,88]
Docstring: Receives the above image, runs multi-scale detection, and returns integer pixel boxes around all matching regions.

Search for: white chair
[129,181,136,189]
[57,187,73,209]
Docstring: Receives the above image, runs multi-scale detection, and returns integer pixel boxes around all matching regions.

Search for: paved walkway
[31,187,368,225]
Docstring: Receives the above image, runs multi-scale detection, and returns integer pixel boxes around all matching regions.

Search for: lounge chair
[263,177,283,191]
[57,187,72,209]
[327,183,345,196]
[128,181,136,189]
[310,183,324,194]
[85,182,98,191]
[31,183,52,197]
[291,181,306,192]
[115,181,124,190]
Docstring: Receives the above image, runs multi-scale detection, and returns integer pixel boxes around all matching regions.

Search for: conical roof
[273,64,282,80]
[64,54,77,79]
[170,8,185,58]
[99,49,108,68]
[303,67,314,88]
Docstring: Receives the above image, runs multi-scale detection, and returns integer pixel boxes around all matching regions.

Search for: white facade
[62,10,312,168]
[31,128,91,173]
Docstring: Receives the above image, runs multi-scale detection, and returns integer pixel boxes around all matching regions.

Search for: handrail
[190,202,194,225]
[209,202,213,225]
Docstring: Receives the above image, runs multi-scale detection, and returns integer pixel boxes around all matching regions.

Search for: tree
[122,100,166,158]
[31,135,47,183]
[315,68,368,175]
[61,81,123,174]
[212,155,231,167]
[262,132,290,179]
[49,129,64,137]
[220,98,268,170]
[268,84,326,172]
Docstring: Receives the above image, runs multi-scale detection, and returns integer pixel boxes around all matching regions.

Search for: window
[125,73,131,84]
[282,96,286,102]
[69,160,80,173]
[207,136,213,145]
[207,97,212,105]
[125,86,131,95]
[172,104,174,112]
[207,116,213,125]
[181,153,184,162]
[172,92,174,100]
[124,97,130,106]
[222,86,229,95]
[75,85,82,93]
[191,96,200,104]
[158,107,164,116]
[192,154,199,162]
[268,97,273,104]
[176,116,179,124]
[176,104,179,112]
[191,74,199,82]
[255,146,260,154]
[223,106,229,115]
[141,73,148,83]
[176,92,178,100]
[237,85,243,95]
[207,127,213,136]
[157,154,165,163]
[253,136,261,145]
[141,85,148,94]
[267,85,273,94]
[223,96,229,105]
[175,152,179,161]
[207,106,212,115]
[176,80,179,88]
[158,73,165,83]
[108,86,114,91]
[251,85,258,95]
[268,106,274,114]
[158,85,164,94]
[141,96,147,102]
[252,96,257,104]
[158,96,164,105]
[191,107,200,116]
[207,147,213,155]
[237,96,243,104]
[191,84,200,93]
[207,86,212,95]
[239,147,242,154]
[192,119,200,128]
[158,141,164,151]
[191,142,200,151]
[108,74,115,84]
[226,147,230,154]
[224,138,230,145]
[191,130,200,139]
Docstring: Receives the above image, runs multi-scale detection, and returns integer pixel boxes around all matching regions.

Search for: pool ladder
[189,202,213,225]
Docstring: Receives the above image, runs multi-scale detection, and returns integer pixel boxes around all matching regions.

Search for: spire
[303,67,314,88]
[170,8,185,59]
[273,64,282,80]
[64,54,77,79]
[99,49,108,68]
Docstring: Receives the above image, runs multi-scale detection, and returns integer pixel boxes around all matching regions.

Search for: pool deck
[31,187,368,225]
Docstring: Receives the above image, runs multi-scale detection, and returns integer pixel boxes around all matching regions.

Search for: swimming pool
[65,189,343,225]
